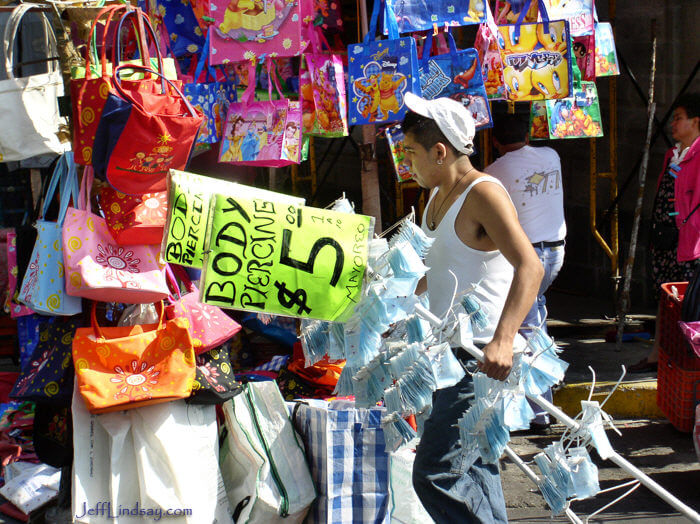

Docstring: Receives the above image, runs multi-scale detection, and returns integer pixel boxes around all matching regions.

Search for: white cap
[404,92,476,155]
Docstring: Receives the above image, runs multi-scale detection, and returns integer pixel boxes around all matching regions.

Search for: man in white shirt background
[485,111,567,427]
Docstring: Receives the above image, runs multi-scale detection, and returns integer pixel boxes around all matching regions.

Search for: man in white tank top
[485,111,566,429]
[402,93,543,523]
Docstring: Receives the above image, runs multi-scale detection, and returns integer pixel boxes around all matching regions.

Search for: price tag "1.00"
[200,193,373,322]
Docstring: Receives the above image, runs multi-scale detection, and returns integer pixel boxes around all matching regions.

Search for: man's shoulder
[528,145,561,161]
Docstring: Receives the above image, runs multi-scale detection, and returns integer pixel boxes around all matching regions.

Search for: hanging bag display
[219,59,302,167]
[496,0,573,101]
[219,381,316,523]
[475,0,506,100]
[72,302,195,414]
[70,6,178,166]
[347,0,421,126]
[98,186,168,246]
[10,317,79,406]
[92,60,203,195]
[419,29,492,129]
[164,265,242,354]
[6,231,34,318]
[183,32,238,148]
[545,80,603,139]
[139,0,205,57]
[18,153,83,316]
[300,27,348,138]
[385,0,485,34]
[540,0,595,82]
[0,4,70,161]
[208,0,303,64]
[188,343,243,404]
[63,167,170,304]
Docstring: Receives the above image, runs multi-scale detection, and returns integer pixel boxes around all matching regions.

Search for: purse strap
[513,0,549,40]
[77,165,94,212]
[266,57,287,102]
[3,4,59,80]
[90,300,164,339]
[114,8,167,91]
[112,64,199,118]
[193,31,217,83]
[41,153,79,226]
[84,5,129,80]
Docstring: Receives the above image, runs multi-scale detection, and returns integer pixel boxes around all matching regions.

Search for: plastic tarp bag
[388,446,434,524]
[220,381,315,523]
[73,383,231,523]
[0,462,60,514]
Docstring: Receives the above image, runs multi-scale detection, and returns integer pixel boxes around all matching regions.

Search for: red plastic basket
[659,282,700,370]
[657,347,700,432]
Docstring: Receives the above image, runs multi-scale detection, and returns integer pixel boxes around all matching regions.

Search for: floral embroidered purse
[72,302,195,413]
[63,167,169,304]
[98,185,168,246]
[165,265,242,355]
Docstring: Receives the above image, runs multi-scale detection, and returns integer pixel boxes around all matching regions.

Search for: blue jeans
[412,372,508,524]
[521,244,565,334]
[522,244,564,425]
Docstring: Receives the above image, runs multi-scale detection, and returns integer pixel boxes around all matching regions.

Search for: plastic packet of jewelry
[567,446,600,500]
[386,240,429,278]
[388,342,423,379]
[426,342,465,390]
[328,321,345,361]
[388,218,435,258]
[333,363,358,396]
[502,391,535,431]
[331,197,355,214]
[580,401,615,460]
[460,293,489,331]
[521,348,569,395]
[300,318,330,367]
[344,321,382,368]
[382,412,417,452]
[458,397,510,464]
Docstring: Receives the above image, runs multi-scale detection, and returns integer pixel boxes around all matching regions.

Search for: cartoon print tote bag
[208,0,303,64]
[347,0,421,125]
[496,0,573,101]
[72,302,195,414]
[63,168,170,304]
[18,153,82,317]
[385,0,485,34]
[419,30,492,129]
[219,59,302,167]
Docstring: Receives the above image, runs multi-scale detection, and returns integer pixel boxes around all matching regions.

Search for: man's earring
[437,159,443,165]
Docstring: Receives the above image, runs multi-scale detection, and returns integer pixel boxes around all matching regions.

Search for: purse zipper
[245,386,290,517]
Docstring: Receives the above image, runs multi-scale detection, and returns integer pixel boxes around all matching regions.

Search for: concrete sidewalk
[545,289,663,419]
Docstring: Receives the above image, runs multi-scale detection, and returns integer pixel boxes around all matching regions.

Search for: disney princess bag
[347,0,421,126]
[496,0,572,101]
[218,58,302,167]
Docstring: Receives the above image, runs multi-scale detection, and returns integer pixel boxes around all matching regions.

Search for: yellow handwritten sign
[161,170,304,268]
[200,194,373,322]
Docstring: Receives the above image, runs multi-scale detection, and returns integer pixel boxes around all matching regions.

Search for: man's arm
[461,181,543,381]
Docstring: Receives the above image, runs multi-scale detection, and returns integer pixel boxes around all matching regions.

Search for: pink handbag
[5,231,33,318]
[62,167,169,304]
[165,265,242,355]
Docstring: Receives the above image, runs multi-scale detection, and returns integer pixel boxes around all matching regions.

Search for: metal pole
[615,25,657,350]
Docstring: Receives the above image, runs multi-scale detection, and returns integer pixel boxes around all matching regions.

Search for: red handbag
[165,265,242,355]
[70,6,171,166]
[98,186,167,245]
[92,64,203,194]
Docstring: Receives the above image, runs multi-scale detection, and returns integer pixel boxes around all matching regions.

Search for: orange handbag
[72,302,196,413]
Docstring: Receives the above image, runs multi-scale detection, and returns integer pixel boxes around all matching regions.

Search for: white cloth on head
[421,175,514,344]
[484,145,566,244]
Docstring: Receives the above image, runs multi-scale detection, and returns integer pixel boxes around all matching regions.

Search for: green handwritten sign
[200,194,373,322]
[162,170,304,268]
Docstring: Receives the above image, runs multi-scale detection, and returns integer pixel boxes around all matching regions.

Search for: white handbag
[0,4,70,161]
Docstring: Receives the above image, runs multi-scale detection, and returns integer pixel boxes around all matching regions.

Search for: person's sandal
[628,358,658,373]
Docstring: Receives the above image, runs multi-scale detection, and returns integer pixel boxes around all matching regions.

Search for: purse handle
[3,4,59,80]
[193,31,218,83]
[265,57,287,102]
[84,5,130,80]
[77,165,95,212]
[112,64,199,118]
[90,300,164,340]
[40,153,80,226]
[114,9,167,91]
[513,0,549,40]
[164,264,197,302]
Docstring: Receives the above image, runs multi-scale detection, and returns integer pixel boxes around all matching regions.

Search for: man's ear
[435,142,448,163]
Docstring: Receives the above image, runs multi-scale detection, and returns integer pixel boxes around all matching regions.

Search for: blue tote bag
[386,0,486,34]
[18,153,82,316]
[348,0,421,126]
[419,30,493,129]
[183,33,237,147]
